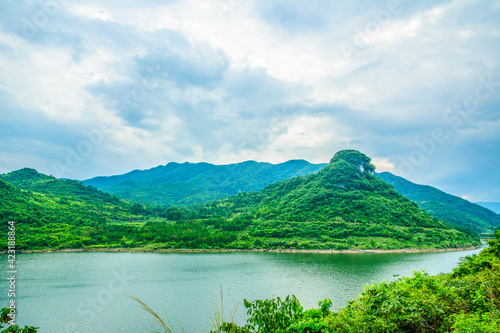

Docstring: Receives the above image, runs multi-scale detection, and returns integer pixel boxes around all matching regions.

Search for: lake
[1,246,484,332]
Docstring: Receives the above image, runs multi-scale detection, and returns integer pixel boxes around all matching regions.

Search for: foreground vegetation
[217,231,500,332]
[2,232,498,332]
[0,307,38,333]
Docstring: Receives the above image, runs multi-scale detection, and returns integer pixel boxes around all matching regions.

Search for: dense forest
[82,160,327,206]
[79,156,499,235]
[0,150,481,251]
[377,172,500,234]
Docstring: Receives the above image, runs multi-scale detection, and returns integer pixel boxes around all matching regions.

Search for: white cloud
[0,0,499,200]
[372,157,396,173]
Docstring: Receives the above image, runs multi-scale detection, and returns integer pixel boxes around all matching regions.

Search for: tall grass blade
[125,294,174,333]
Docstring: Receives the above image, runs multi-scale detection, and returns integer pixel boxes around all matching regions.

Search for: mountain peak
[329,150,375,174]
[2,167,53,182]
[9,167,42,175]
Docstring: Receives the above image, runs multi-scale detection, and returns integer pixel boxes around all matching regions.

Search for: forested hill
[195,150,480,250]
[1,168,126,208]
[205,150,442,227]
[376,171,500,234]
[0,174,169,249]
[82,160,327,207]
[0,173,147,226]
[0,152,482,251]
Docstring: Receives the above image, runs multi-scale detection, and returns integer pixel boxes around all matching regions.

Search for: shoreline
[2,245,483,255]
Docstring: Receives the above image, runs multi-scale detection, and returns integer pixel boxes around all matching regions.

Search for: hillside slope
[0,153,481,251]
[0,176,151,249]
[376,172,500,233]
[199,150,480,250]
[1,168,126,207]
[82,160,327,206]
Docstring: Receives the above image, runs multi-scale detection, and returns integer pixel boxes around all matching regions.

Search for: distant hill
[198,150,480,250]
[0,172,152,249]
[1,168,126,207]
[82,160,327,207]
[376,172,500,234]
[476,202,500,214]
[0,169,150,224]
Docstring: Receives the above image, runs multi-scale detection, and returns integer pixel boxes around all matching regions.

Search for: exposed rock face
[329,150,376,175]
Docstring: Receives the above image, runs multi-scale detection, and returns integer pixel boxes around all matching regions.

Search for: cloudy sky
[0,0,499,202]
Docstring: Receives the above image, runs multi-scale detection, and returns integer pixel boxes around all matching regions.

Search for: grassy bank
[1,244,483,255]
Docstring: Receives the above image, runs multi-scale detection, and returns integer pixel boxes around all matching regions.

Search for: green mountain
[1,168,126,207]
[0,180,87,226]
[82,160,327,206]
[376,172,500,234]
[0,174,151,249]
[198,150,480,250]
[81,157,497,238]
[0,152,481,251]
[0,172,244,251]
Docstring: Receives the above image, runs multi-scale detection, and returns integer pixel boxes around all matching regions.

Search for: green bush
[0,307,38,333]
[218,231,500,333]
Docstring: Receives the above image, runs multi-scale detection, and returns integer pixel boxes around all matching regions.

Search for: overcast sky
[0,0,499,202]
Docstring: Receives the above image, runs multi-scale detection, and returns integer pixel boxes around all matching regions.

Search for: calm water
[1,247,484,333]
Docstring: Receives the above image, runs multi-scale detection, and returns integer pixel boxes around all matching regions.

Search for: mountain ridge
[194,150,480,250]
[0,150,481,251]
[376,171,500,234]
[82,159,328,206]
[78,158,499,235]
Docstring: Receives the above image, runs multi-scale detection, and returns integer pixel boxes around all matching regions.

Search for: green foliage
[329,149,375,174]
[0,307,38,333]
[219,296,305,333]
[0,152,481,251]
[82,160,327,207]
[198,150,480,250]
[0,168,123,206]
[218,297,332,333]
[326,231,500,332]
[242,296,304,332]
[0,173,145,228]
[220,231,500,332]
[204,153,443,228]
[376,171,500,234]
